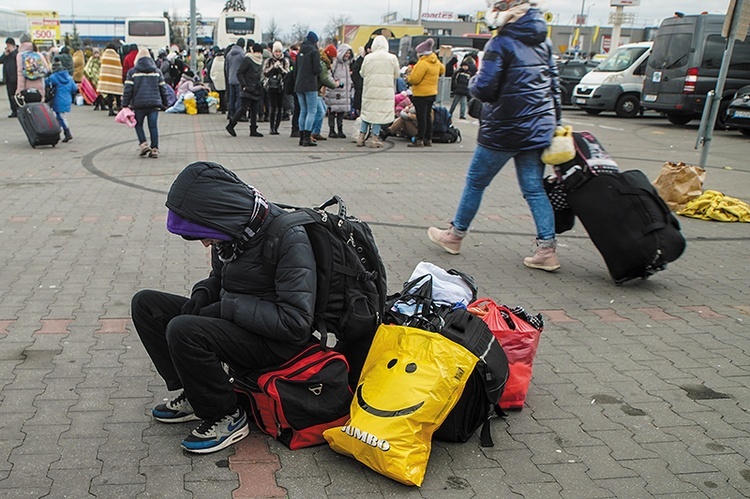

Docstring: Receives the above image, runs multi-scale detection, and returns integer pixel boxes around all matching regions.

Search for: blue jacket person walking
[427,1,563,271]
[46,57,78,142]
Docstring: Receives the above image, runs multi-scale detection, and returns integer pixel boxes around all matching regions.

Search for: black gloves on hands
[181,289,210,315]
[198,302,222,318]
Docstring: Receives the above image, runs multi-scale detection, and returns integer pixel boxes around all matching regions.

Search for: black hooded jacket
[165,162,316,359]
[294,40,321,93]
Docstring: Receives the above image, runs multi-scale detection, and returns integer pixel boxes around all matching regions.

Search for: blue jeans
[227,84,241,118]
[54,111,69,133]
[312,95,326,135]
[134,109,159,149]
[452,145,555,241]
[297,91,318,131]
[450,94,467,118]
[360,120,381,136]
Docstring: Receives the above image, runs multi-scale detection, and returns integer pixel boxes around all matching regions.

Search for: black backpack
[265,71,283,91]
[384,275,508,446]
[263,196,388,387]
[435,310,509,446]
[431,105,462,143]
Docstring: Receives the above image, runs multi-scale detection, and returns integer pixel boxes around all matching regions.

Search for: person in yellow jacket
[407,38,445,147]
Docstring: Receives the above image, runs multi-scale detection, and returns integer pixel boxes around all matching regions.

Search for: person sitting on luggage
[131,162,316,454]
[46,56,78,143]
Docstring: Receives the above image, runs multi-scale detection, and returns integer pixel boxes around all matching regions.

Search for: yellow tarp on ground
[677,190,750,222]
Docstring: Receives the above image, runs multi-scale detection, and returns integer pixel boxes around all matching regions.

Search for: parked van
[572,41,652,118]
[641,13,750,126]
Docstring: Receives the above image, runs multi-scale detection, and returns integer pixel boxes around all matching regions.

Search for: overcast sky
[0,0,732,35]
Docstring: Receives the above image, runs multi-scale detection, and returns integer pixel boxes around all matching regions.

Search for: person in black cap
[131,161,316,454]
[0,37,19,117]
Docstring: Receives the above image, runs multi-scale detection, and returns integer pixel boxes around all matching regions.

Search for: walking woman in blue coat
[122,48,170,158]
[428,0,563,272]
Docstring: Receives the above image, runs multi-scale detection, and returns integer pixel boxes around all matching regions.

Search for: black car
[557,60,599,105]
[726,85,750,136]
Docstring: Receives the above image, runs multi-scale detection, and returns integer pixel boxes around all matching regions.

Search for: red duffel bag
[468,298,543,410]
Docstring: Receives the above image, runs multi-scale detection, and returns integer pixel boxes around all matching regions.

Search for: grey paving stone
[11,424,66,455]
[64,410,110,439]
[138,464,192,499]
[587,430,659,460]
[89,483,146,498]
[620,458,702,495]
[482,447,555,484]
[0,388,44,414]
[275,445,328,479]
[593,477,649,498]
[693,453,750,492]
[92,449,147,487]
[508,481,563,498]
[454,467,522,498]
[26,399,75,425]
[438,441,502,470]
[3,452,57,489]
[537,462,615,498]
[46,468,98,498]
[51,437,106,470]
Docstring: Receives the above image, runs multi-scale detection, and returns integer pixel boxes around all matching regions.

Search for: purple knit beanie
[166,210,233,241]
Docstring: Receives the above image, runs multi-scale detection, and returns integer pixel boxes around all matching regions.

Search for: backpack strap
[479,404,507,447]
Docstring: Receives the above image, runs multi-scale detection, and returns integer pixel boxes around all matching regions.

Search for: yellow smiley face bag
[323,324,478,486]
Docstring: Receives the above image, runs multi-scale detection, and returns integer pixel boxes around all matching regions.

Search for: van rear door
[642,19,694,110]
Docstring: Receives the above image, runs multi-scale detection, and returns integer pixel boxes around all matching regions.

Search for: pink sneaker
[427,226,463,255]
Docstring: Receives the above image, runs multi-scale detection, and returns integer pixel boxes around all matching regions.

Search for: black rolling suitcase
[566,170,686,284]
[18,102,60,148]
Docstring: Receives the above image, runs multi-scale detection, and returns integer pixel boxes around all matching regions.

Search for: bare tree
[264,17,282,44]
[286,23,310,46]
[324,15,352,45]
[223,0,246,11]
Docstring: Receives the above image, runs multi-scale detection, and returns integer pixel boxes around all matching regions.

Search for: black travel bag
[17,102,60,148]
[566,169,686,284]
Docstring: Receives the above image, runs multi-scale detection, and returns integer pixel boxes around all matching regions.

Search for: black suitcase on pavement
[567,170,686,284]
[18,102,60,148]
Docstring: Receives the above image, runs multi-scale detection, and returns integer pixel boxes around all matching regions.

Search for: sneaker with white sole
[181,406,249,454]
[427,226,463,255]
[152,391,199,423]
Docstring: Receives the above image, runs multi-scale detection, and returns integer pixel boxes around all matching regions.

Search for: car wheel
[715,99,731,130]
[560,87,569,105]
[739,127,750,136]
[667,113,692,125]
[584,109,602,116]
[615,94,640,118]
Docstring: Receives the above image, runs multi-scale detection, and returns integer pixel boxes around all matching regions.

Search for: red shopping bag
[468,298,542,410]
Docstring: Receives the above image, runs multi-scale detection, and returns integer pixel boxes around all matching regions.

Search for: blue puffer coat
[122,56,169,110]
[46,69,78,114]
[471,9,561,152]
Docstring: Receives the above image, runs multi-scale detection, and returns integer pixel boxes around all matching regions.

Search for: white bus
[125,17,169,52]
[0,7,27,83]
[213,10,260,49]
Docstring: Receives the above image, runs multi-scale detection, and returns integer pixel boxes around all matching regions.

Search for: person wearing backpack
[427,0,563,271]
[407,38,445,147]
[15,33,50,102]
[131,161,317,454]
[46,57,78,143]
[1,37,19,117]
[262,41,289,135]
